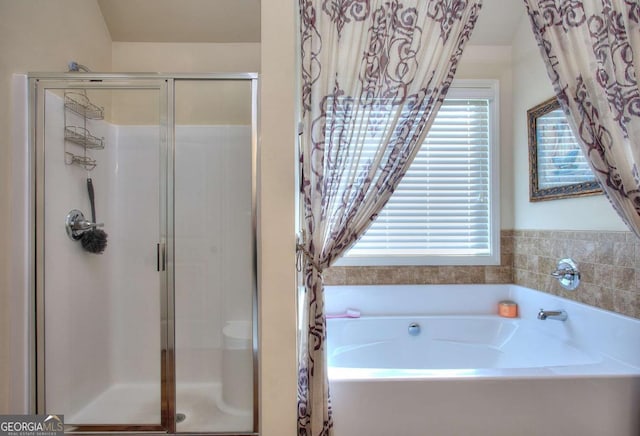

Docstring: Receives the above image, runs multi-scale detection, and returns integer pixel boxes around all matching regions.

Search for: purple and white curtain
[297,1,482,434]
[525,0,640,237]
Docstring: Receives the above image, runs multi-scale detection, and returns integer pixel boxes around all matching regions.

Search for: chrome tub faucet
[537,309,568,321]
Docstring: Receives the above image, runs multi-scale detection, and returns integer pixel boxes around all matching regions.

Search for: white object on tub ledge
[325,284,640,436]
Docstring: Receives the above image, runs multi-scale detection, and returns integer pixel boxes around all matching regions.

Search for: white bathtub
[326,284,640,436]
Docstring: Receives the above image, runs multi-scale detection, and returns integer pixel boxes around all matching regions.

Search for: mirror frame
[527,96,602,201]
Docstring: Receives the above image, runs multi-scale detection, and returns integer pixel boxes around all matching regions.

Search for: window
[336,80,500,266]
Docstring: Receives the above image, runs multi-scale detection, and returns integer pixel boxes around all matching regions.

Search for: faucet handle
[551,266,574,278]
[551,258,580,291]
[65,209,104,241]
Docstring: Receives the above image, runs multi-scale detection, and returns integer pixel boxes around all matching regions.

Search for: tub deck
[328,315,637,379]
[325,284,640,436]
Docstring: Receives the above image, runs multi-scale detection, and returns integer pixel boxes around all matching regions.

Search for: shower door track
[29,73,259,435]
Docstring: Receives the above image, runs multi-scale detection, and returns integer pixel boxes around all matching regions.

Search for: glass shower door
[173,79,256,433]
[34,80,169,431]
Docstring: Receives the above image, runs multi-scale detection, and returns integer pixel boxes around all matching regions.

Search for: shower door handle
[157,243,166,272]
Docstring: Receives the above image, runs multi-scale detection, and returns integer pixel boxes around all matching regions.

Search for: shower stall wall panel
[110,124,161,384]
[42,87,164,425]
[43,93,113,415]
[174,125,253,385]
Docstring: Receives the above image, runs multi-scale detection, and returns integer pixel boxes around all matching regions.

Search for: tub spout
[537,309,567,321]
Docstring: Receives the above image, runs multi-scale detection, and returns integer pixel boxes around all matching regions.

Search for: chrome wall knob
[550,258,580,291]
[65,209,104,241]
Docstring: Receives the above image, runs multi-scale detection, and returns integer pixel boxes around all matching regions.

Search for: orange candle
[498,300,518,318]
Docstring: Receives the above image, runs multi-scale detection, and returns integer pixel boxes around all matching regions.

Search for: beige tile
[468,266,486,283]
[599,231,626,243]
[375,267,399,285]
[415,266,439,284]
[588,263,613,288]
[345,267,377,285]
[611,267,635,292]
[323,266,345,285]
[594,286,615,312]
[612,290,640,318]
[595,240,614,265]
[538,237,554,257]
[485,266,512,284]
[501,238,514,254]
[573,231,592,241]
[513,253,527,269]
[452,268,472,284]
[314,229,639,319]
[434,266,454,283]
[577,282,599,307]
[550,238,565,259]
[500,252,514,267]
[538,256,556,277]
[608,230,629,241]
[551,230,569,241]
[613,242,634,268]
[571,239,597,263]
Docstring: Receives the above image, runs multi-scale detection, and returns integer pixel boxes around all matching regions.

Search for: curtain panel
[297,1,483,434]
[525,0,640,237]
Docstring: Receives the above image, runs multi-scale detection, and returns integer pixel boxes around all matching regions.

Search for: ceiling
[96,0,524,45]
[97,0,261,43]
[470,0,525,45]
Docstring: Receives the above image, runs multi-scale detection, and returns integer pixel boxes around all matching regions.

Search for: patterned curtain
[525,0,640,238]
[297,1,482,434]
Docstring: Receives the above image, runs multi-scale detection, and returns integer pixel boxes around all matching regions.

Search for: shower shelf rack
[64,126,104,149]
[64,152,97,171]
[64,92,104,120]
[64,91,104,171]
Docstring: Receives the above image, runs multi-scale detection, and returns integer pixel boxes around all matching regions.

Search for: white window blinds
[338,82,499,266]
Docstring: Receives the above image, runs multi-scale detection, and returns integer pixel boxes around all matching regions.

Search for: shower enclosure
[29,74,258,434]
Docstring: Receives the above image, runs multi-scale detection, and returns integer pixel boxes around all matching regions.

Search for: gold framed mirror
[527,97,602,201]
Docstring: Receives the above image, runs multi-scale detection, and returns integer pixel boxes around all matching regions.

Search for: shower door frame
[29,73,259,435]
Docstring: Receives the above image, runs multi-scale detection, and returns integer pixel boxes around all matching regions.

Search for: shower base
[67,382,252,432]
[176,382,252,432]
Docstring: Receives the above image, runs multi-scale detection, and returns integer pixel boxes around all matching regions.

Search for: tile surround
[511,230,639,319]
[324,229,640,319]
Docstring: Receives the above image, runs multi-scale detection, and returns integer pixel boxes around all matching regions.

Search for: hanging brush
[81,177,108,254]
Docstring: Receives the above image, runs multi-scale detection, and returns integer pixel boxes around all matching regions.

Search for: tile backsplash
[324,229,639,319]
[511,230,639,319]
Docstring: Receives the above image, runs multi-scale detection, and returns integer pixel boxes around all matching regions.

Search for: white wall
[0,0,113,413]
[457,45,514,230]
[259,0,298,434]
[510,14,628,231]
[2,2,300,433]
[112,42,260,73]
